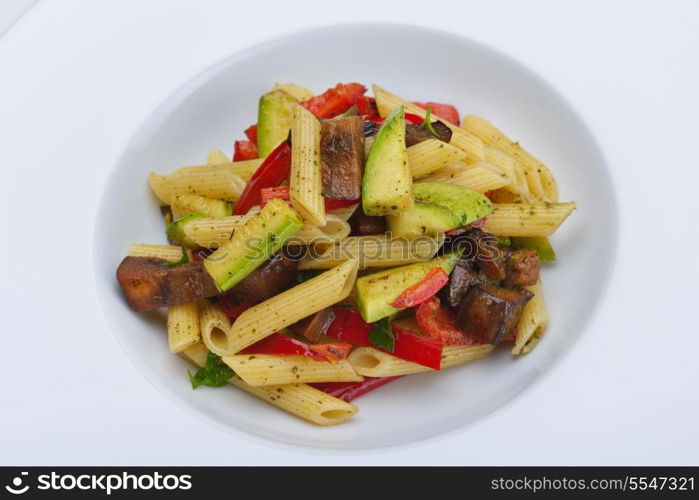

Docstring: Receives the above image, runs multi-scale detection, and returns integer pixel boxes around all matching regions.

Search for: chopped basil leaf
[161,246,189,268]
[188,353,234,389]
[368,318,394,352]
[497,237,511,246]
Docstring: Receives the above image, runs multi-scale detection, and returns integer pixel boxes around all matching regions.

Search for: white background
[0,0,697,465]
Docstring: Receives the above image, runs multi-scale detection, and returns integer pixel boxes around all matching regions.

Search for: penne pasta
[198,301,234,358]
[347,344,494,377]
[149,164,246,203]
[419,161,511,193]
[407,139,468,179]
[297,234,442,270]
[512,280,547,355]
[167,302,200,353]
[272,83,315,101]
[184,214,350,248]
[224,259,359,354]
[226,158,265,182]
[181,343,358,426]
[373,84,485,161]
[223,354,363,386]
[128,243,188,262]
[461,115,558,201]
[290,105,326,226]
[206,148,230,165]
[483,202,577,237]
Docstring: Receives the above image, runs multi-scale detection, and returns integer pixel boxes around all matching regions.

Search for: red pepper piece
[217,295,257,321]
[391,267,450,308]
[233,140,258,161]
[415,296,482,345]
[355,96,381,120]
[324,198,360,210]
[233,141,292,215]
[308,343,352,362]
[244,124,258,143]
[310,376,401,402]
[326,307,372,346]
[414,102,460,125]
[300,83,367,119]
[240,333,326,361]
[260,186,291,207]
[391,326,444,369]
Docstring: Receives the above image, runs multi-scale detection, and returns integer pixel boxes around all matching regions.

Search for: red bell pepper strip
[414,102,460,125]
[391,326,444,369]
[391,267,450,308]
[217,294,257,321]
[233,140,258,161]
[368,112,424,125]
[310,376,401,402]
[240,333,352,363]
[300,83,367,119]
[244,124,258,143]
[326,307,372,346]
[324,198,360,210]
[233,140,292,215]
[309,343,352,362]
[355,96,381,120]
[415,297,482,345]
[260,186,291,207]
[241,333,325,361]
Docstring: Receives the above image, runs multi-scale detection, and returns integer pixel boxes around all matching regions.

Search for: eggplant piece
[504,248,540,287]
[116,256,219,312]
[228,251,298,302]
[356,213,387,235]
[321,116,365,200]
[441,228,506,280]
[291,307,336,342]
[439,260,481,308]
[405,121,452,147]
[455,284,533,344]
[363,120,379,137]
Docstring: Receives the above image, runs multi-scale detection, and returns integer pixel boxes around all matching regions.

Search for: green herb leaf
[422,106,440,139]
[188,353,234,389]
[497,237,511,246]
[368,318,395,352]
[295,269,324,284]
[161,246,189,268]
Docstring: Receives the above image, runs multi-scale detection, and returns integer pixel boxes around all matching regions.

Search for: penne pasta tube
[482,202,577,237]
[512,280,547,355]
[149,165,247,203]
[272,83,315,101]
[167,302,200,353]
[419,162,511,193]
[290,105,326,226]
[373,84,485,161]
[223,354,363,386]
[347,344,494,377]
[226,158,265,182]
[184,214,350,249]
[181,343,358,426]
[461,115,558,201]
[198,301,234,358]
[206,148,230,165]
[407,138,468,179]
[297,234,442,270]
[224,259,359,354]
[128,243,188,262]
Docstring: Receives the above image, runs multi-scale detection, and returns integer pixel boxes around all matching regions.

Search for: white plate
[93,24,615,449]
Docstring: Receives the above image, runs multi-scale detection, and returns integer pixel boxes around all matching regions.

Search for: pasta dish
[116,83,576,425]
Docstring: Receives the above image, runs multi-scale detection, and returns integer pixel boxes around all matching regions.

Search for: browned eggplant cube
[455,284,533,344]
[321,116,364,200]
